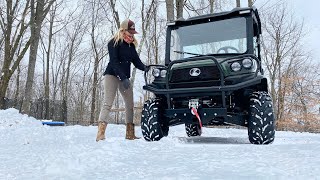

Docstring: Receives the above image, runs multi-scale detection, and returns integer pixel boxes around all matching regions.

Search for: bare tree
[131,0,156,84]
[144,1,167,101]
[0,0,31,109]
[284,60,320,129]
[184,0,233,17]
[69,56,93,124]
[87,0,109,124]
[108,0,122,124]
[46,1,80,120]
[21,0,56,114]
[39,1,62,119]
[260,3,305,126]
[89,1,100,125]
[51,39,65,104]
[61,15,87,123]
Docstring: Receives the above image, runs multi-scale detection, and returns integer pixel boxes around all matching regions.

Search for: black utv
[141,7,276,144]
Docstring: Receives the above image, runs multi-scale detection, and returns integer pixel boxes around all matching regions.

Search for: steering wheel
[217,46,240,53]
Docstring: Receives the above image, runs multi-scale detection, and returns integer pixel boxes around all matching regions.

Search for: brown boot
[125,123,140,140]
[96,122,107,142]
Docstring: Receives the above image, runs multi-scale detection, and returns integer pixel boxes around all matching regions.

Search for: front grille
[169,80,221,88]
[170,66,220,83]
[169,80,233,89]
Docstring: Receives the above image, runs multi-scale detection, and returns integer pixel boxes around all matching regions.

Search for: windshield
[170,17,247,60]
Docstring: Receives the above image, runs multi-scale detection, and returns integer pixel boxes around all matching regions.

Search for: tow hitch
[189,99,203,131]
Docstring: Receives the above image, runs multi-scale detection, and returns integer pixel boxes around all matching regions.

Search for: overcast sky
[293,0,320,59]
[254,0,320,60]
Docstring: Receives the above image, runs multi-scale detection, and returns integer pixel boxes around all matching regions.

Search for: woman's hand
[144,66,150,72]
[122,79,131,89]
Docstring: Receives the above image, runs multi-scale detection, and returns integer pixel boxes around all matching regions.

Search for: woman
[96,19,148,142]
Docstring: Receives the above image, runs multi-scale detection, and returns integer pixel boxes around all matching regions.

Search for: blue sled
[42,121,65,126]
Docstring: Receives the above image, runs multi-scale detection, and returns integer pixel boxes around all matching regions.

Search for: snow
[1,108,320,179]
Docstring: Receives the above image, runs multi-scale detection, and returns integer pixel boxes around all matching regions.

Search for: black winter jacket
[103,39,146,81]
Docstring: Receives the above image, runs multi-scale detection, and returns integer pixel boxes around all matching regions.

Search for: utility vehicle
[141,7,275,144]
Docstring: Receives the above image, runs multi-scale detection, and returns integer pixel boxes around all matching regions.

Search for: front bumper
[165,107,247,127]
[143,75,266,94]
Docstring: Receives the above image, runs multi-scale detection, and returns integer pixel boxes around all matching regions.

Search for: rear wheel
[185,123,202,137]
[141,99,166,141]
[248,91,276,144]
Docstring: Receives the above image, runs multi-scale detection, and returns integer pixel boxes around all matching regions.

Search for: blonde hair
[112,27,138,47]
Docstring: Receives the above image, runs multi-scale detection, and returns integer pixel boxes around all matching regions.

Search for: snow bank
[0,108,45,147]
[0,108,43,128]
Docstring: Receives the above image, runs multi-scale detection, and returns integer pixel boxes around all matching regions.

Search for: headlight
[242,58,253,69]
[160,70,167,78]
[152,68,160,77]
[231,62,241,72]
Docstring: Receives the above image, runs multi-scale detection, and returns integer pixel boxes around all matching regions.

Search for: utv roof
[168,6,261,29]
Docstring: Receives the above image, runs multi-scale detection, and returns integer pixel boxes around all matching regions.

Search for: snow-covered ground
[1,108,320,180]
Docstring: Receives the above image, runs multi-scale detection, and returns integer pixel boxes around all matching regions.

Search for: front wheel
[185,123,202,137]
[141,99,165,141]
[248,91,276,144]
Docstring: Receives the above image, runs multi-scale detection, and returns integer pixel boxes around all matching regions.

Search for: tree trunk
[21,0,56,114]
[62,99,67,124]
[210,0,215,13]
[176,0,184,19]
[21,11,42,114]
[109,0,120,28]
[153,4,159,65]
[13,66,21,108]
[0,0,13,109]
[109,0,122,123]
[166,0,174,22]
[236,0,241,7]
[89,0,108,125]
[44,5,56,120]
[62,45,74,124]
[0,76,10,109]
[90,56,99,124]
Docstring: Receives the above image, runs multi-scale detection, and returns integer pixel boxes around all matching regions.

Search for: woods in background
[0,0,319,131]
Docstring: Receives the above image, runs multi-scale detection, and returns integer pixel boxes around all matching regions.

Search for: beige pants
[98,75,134,124]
